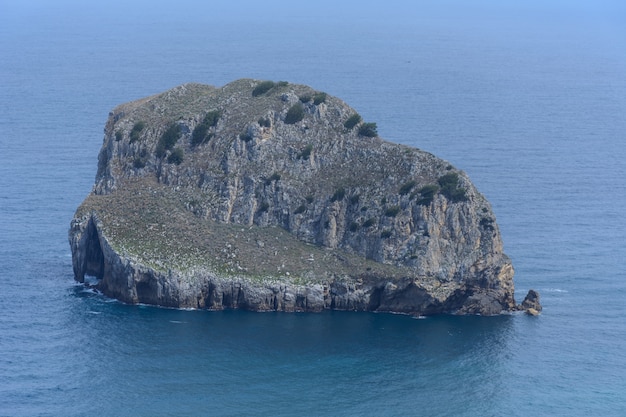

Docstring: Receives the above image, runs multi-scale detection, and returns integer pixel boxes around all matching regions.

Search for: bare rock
[520,289,542,314]
[525,308,540,316]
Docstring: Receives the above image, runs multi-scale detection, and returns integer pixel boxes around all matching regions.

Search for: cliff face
[69,79,536,315]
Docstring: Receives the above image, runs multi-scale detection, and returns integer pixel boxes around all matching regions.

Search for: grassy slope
[77,178,415,286]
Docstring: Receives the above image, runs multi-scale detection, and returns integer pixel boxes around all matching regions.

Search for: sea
[1,1,625,416]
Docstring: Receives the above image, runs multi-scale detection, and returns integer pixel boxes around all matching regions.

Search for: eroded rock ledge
[69,79,540,316]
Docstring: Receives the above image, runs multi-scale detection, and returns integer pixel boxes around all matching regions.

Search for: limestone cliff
[69,79,539,315]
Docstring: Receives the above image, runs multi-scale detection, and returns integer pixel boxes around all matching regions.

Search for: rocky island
[69,79,540,316]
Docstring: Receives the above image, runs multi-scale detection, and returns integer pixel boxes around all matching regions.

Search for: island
[69,79,541,316]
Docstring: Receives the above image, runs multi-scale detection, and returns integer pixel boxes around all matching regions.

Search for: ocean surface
[1,1,625,416]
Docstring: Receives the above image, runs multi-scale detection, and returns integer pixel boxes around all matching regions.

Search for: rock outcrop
[69,79,540,315]
[521,289,542,315]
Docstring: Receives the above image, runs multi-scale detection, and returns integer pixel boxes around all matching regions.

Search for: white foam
[78,286,98,295]
[543,288,568,293]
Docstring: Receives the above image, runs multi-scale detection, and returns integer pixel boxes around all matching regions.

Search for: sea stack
[69,79,539,315]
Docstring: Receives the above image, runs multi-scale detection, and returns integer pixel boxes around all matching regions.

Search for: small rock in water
[521,289,542,313]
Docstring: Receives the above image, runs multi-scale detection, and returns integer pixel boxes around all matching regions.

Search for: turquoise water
[1,1,625,415]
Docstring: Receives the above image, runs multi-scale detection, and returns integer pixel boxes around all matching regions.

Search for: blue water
[1,1,626,415]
